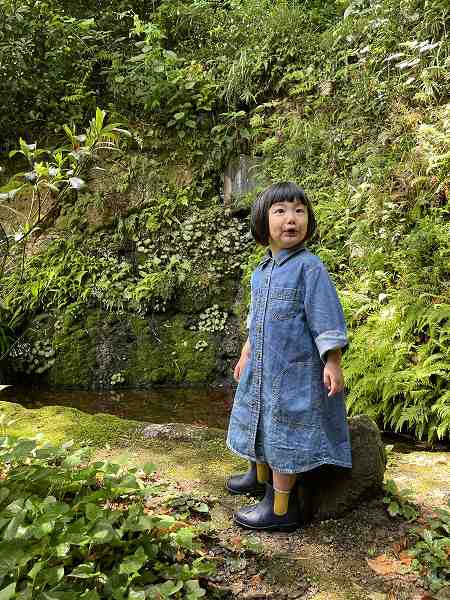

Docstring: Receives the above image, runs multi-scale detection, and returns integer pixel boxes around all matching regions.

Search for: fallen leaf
[250,574,263,587]
[399,550,413,566]
[392,536,408,553]
[367,554,411,576]
[230,535,242,547]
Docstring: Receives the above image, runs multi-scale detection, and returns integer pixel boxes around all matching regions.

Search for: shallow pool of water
[3,385,448,452]
[2,385,233,430]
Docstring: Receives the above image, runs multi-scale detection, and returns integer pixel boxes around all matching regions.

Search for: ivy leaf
[175,527,194,549]
[119,546,147,575]
[128,591,145,600]
[184,579,206,599]
[0,583,15,600]
[69,563,101,579]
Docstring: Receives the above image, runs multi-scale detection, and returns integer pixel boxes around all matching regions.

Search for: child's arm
[304,265,348,363]
[323,348,344,397]
[234,337,251,382]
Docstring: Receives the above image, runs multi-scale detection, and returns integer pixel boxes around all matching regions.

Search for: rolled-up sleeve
[304,265,348,363]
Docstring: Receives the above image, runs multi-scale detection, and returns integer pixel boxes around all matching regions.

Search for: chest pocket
[269,287,299,320]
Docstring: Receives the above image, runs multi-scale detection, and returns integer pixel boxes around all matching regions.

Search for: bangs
[264,182,308,207]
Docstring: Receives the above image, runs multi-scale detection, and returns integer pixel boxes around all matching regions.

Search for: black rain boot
[233,482,301,532]
[226,462,269,495]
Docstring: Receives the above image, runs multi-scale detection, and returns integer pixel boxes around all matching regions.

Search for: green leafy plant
[409,502,450,593]
[383,478,419,521]
[0,431,215,598]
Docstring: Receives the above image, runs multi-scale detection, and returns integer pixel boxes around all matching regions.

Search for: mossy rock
[128,314,218,385]
[44,310,220,388]
[0,400,137,447]
[48,310,101,388]
[173,277,238,314]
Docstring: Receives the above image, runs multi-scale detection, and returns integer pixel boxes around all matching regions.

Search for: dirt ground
[208,497,428,600]
[204,450,449,600]
[104,445,449,600]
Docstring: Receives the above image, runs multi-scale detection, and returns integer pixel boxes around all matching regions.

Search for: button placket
[249,260,273,452]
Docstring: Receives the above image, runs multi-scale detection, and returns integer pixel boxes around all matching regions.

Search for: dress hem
[227,440,352,474]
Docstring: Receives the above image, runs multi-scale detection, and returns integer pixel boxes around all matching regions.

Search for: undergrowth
[0,431,215,599]
[382,478,450,593]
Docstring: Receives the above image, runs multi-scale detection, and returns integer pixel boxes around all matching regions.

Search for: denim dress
[227,245,352,474]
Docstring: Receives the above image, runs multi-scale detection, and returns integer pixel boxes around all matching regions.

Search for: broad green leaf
[128,590,145,600]
[62,448,88,467]
[85,503,102,522]
[4,513,25,540]
[175,527,194,549]
[184,580,206,599]
[80,591,100,600]
[40,565,64,586]
[90,520,117,543]
[28,561,44,579]
[119,546,147,575]
[55,543,70,558]
[0,583,15,600]
[69,563,101,579]
[0,489,10,505]
[193,503,209,514]
[142,463,155,475]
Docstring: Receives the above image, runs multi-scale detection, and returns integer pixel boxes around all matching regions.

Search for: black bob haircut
[250,181,317,246]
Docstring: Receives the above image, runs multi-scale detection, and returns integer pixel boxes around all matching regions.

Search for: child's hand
[234,338,251,382]
[233,354,249,382]
[323,349,344,397]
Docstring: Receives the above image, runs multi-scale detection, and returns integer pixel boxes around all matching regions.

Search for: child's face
[268,199,308,254]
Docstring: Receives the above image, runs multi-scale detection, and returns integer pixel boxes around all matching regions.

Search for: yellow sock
[256,463,269,484]
[273,488,290,516]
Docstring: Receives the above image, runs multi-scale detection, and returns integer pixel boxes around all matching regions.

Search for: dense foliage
[0,432,215,599]
[1,0,450,440]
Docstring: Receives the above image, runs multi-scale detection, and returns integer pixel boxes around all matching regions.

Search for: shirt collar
[258,244,305,269]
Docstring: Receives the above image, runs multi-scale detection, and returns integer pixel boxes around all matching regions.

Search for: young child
[226,181,352,532]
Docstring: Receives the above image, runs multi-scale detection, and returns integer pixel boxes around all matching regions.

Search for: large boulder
[298,415,386,521]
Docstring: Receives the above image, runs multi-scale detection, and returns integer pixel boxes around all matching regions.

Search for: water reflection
[2,385,234,430]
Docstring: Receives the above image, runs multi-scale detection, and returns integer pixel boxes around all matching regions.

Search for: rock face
[298,415,386,521]
[141,422,222,443]
[223,155,265,205]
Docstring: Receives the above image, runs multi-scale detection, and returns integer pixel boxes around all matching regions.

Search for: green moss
[43,310,220,388]
[128,314,217,385]
[0,401,137,447]
[0,401,243,499]
[173,277,238,314]
[48,311,100,388]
